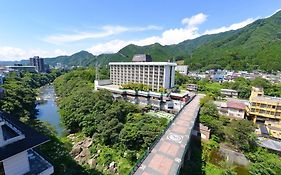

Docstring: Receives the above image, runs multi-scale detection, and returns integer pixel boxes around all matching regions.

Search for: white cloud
[44,25,162,44]
[88,13,257,55]
[88,13,208,54]
[203,18,255,35]
[1,12,259,60]
[181,13,208,28]
[0,46,67,61]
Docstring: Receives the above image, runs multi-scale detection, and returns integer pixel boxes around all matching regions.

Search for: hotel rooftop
[0,112,53,175]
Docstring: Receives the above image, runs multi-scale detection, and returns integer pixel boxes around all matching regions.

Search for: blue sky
[0,0,280,60]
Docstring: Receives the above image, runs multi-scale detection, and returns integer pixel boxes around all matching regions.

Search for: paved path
[134,94,203,175]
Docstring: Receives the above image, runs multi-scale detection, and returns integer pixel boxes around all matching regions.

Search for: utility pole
[95,61,100,80]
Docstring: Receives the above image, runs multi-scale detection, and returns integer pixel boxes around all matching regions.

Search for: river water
[36,85,64,135]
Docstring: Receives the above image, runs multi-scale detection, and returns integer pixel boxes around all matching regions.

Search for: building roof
[132,54,152,62]
[0,112,49,161]
[252,96,281,104]
[6,66,36,68]
[227,100,246,110]
[258,137,281,152]
[109,62,177,66]
[221,88,238,93]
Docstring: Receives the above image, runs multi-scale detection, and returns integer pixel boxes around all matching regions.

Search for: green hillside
[185,11,281,72]
[9,10,281,72]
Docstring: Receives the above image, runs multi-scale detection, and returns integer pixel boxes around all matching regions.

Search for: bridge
[132,94,203,175]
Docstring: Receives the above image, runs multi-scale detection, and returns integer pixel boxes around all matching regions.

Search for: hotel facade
[109,62,176,91]
[246,87,281,139]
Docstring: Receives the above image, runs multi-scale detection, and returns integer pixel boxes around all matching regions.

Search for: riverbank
[36,85,64,135]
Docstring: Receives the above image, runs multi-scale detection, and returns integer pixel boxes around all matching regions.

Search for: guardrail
[127,94,197,175]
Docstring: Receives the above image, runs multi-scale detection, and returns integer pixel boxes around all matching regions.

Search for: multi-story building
[175,65,189,75]
[220,89,238,98]
[6,66,36,73]
[109,61,176,91]
[219,100,246,119]
[29,56,45,72]
[0,112,54,175]
[246,87,281,139]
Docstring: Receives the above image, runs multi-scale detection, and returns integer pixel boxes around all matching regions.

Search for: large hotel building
[109,55,176,91]
[247,87,281,138]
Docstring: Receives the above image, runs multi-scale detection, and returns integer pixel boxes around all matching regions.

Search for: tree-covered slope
[185,11,281,71]
[4,11,280,71]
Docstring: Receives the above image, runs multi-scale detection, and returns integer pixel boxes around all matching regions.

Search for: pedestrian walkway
[134,94,203,175]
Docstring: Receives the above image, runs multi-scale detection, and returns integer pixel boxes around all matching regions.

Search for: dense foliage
[121,82,167,92]
[54,68,168,174]
[0,70,92,175]
[0,70,62,119]
[185,11,281,72]
[197,96,281,175]
[28,120,101,175]
[121,83,152,91]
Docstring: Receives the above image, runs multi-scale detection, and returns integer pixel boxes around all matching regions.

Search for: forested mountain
[2,11,281,71]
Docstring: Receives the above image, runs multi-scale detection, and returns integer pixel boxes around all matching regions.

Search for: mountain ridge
[1,10,281,71]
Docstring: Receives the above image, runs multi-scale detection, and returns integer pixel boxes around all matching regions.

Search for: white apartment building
[175,65,189,75]
[109,62,177,91]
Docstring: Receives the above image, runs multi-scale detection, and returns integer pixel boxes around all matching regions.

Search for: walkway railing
[128,94,197,175]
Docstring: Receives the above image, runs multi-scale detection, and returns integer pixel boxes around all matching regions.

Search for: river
[36,85,64,135]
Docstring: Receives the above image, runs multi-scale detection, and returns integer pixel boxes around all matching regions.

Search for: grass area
[205,163,225,175]
[146,111,174,120]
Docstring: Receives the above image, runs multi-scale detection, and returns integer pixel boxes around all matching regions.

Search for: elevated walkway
[132,94,203,175]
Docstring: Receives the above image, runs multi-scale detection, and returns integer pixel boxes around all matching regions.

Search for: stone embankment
[67,134,118,173]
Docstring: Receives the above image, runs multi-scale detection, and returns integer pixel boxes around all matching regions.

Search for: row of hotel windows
[111,75,164,80]
[110,67,165,73]
[250,108,281,116]
[251,102,281,110]
[112,81,161,90]
[111,70,165,75]
[112,79,164,86]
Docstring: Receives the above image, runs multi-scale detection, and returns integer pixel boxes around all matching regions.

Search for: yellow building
[246,87,281,139]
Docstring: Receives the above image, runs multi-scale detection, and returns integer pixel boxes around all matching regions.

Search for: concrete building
[219,100,246,119]
[29,56,45,72]
[246,87,281,139]
[5,66,36,73]
[187,84,198,92]
[109,61,176,91]
[0,112,53,175]
[175,65,189,75]
[220,89,238,98]
[132,54,152,62]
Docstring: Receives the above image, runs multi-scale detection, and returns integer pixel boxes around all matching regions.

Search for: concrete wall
[228,108,245,119]
[94,79,112,90]
[3,151,30,175]
[163,65,175,89]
